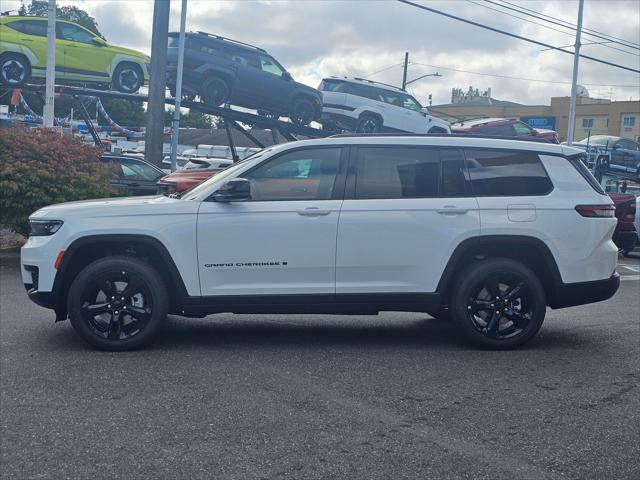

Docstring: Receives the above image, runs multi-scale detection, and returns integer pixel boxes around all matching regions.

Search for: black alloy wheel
[290,98,315,126]
[355,115,381,134]
[201,77,230,107]
[451,259,546,349]
[113,63,144,93]
[68,256,167,350]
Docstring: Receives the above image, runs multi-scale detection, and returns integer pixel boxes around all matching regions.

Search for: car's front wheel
[67,256,168,351]
[113,63,144,93]
[0,53,31,86]
[450,259,546,350]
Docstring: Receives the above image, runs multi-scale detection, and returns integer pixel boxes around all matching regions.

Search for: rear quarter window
[464,149,553,196]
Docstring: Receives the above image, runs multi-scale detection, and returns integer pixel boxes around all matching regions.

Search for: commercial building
[431,88,640,141]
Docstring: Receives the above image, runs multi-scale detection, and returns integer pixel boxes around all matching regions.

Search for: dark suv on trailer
[166,31,322,125]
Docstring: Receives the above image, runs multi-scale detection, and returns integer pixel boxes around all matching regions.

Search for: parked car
[572,136,640,182]
[451,118,559,143]
[318,77,450,134]
[166,31,322,125]
[608,192,638,256]
[157,158,233,194]
[23,136,619,351]
[0,15,149,92]
[101,155,165,196]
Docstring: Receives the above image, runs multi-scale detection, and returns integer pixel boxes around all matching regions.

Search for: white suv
[319,77,451,134]
[22,135,619,351]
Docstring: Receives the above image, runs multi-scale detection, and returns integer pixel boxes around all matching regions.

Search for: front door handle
[297,208,330,216]
[436,206,469,214]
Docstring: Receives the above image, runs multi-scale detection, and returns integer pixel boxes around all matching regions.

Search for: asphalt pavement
[1,251,639,480]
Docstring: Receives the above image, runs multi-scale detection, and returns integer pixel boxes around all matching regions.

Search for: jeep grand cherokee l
[22,136,619,351]
[166,31,322,125]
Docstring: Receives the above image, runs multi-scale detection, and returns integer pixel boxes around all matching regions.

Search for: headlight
[29,220,63,236]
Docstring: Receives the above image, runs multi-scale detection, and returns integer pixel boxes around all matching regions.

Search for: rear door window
[463,149,553,196]
[353,147,468,199]
[7,20,47,37]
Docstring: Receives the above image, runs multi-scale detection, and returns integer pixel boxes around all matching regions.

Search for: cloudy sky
[6,0,640,106]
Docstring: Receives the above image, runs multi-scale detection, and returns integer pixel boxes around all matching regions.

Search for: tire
[355,114,382,134]
[290,97,315,126]
[201,77,230,106]
[450,259,546,350]
[0,53,31,86]
[112,63,144,93]
[67,256,168,351]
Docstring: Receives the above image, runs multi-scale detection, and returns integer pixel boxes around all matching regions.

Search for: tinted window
[56,23,95,44]
[117,159,163,181]
[319,79,345,91]
[345,83,381,101]
[187,37,221,55]
[8,20,47,37]
[222,46,258,68]
[464,150,552,196]
[378,90,422,112]
[246,148,342,201]
[513,122,532,135]
[354,147,467,199]
[473,124,514,136]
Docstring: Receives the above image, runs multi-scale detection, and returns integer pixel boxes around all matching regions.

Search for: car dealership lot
[1,252,638,480]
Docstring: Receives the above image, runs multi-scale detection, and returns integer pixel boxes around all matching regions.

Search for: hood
[160,170,220,183]
[30,195,177,219]
[107,44,149,61]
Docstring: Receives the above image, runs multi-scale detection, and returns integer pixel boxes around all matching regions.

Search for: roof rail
[328,132,553,143]
[194,31,266,52]
[352,77,405,92]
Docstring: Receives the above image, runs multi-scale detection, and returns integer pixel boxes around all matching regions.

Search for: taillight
[575,205,616,218]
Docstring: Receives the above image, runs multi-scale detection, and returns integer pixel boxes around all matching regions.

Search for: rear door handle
[436,206,469,214]
[297,207,330,216]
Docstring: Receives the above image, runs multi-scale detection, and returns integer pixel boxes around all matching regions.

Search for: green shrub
[0,128,114,234]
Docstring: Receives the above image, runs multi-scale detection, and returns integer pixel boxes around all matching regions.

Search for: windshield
[578,135,618,146]
[180,148,271,200]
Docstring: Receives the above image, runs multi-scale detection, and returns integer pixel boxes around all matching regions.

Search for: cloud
[4,0,639,105]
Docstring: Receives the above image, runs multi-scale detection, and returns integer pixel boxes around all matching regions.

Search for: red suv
[451,118,559,143]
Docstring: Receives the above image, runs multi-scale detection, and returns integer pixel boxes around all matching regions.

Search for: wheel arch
[358,110,384,126]
[53,234,188,320]
[436,235,563,308]
[290,92,322,119]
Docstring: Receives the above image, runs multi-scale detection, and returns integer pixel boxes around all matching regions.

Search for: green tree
[164,108,214,129]
[98,99,146,127]
[27,1,102,37]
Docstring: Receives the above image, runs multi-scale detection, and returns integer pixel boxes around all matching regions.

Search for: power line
[495,0,640,50]
[359,63,403,78]
[410,61,640,88]
[474,0,639,57]
[396,0,640,74]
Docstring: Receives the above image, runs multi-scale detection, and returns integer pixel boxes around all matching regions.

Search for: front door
[56,22,111,83]
[197,146,346,296]
[336,146,480,294]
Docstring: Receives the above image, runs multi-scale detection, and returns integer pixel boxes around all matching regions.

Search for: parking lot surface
[1,252,639,480]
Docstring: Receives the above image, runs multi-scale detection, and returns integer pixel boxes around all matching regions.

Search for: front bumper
[551,272,620,309]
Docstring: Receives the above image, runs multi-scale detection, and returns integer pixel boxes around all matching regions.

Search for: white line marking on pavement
[620,275,640,281]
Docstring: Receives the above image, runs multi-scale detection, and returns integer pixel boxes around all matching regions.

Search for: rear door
[222,45,260,104]
[336,145,480,294]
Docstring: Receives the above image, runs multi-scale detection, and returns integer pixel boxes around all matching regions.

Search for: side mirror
[530,129,538,136]
[211,178,251,202]
[420,107,429,117]
[282,71,293,81]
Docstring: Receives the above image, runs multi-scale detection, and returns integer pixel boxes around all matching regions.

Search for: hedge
[0,128,114,234]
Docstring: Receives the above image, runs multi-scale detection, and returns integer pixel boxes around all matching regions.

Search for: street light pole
[169,0,187,173]
[145,0,170,167]
[405,72,442,87]
[42,0,56,128]
[401,52,409,90]
[566,0,584,145]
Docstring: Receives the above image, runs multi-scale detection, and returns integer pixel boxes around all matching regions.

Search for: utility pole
[145,0,171,167]
[566,0,584,145]
[401,51,409,90]
[170,0,187,172]
[42,0,56,128]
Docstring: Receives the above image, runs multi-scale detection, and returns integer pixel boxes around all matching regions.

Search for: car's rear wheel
[355,114,382,134]
[290,98,315,126]
[450,259,546,350]
[0,53,31,86]
[67,256,168,351]
[113,63,144,93]
[201,77,230,106]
